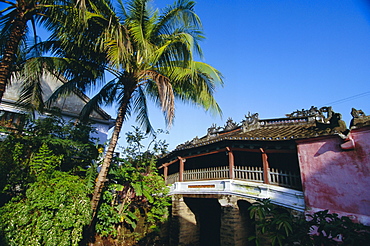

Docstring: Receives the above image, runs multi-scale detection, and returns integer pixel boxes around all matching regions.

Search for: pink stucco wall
[296,126,370,225]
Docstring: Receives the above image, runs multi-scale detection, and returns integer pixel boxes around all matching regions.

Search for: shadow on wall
[313,140,342,157]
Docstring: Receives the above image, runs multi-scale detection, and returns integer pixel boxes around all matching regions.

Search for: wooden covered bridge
[157,106,370,246]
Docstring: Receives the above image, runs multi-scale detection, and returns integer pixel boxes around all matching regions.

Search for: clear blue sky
[19,0,368,150]
[115,0,370,150]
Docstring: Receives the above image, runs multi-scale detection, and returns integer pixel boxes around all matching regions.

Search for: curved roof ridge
[174,106,348,151]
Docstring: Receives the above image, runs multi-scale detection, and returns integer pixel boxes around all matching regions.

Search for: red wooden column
[163,166,168,183]
[226,147,235,179]
[178,157,185,182]
[260,148,270,184]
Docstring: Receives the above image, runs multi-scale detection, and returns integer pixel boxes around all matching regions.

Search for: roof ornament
[315,106,333,124]
[224,117,238,131]
[286,106,334,124]
[242,112,259,132]
[351,108,366,118]
[350,108,369,129]
[176,136,200,149]
[207,123,222,138]
[286,106,319,118]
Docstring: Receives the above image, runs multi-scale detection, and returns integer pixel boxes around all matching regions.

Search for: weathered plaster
[297,127,370,225]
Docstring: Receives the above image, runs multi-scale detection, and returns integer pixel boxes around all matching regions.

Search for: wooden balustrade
[234,166,264,183]
[166,165,302,190]
[167,172,179,184]
[269,168,302,189]
[183,166,229,181]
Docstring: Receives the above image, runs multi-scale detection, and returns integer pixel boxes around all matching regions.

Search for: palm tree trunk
[0,12,28,103]
[90,84,135,218]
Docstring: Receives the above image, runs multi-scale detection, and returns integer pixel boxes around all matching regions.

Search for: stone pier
[170,195,199,246]
[170,194,256,246]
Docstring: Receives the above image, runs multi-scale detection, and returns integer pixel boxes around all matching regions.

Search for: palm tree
[13,0,119,112]
[82,0,223,215]
[0,0,98,103]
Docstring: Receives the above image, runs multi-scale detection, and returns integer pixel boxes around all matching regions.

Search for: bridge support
[170,195,199,246]
[170,194,257,246]
[219,196,253,246]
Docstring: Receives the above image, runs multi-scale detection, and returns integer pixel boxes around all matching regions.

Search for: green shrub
[0,144,91,246]
[95,127,170,244]
[249,199,370,246]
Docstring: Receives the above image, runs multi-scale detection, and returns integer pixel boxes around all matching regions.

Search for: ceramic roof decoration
[174,106,350,151]
[350,108,370,129]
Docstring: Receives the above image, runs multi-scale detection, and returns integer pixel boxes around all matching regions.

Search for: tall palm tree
[83,0,223,215]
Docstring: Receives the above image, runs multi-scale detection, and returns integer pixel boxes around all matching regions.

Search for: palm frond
[80,79,120,121]
[132,85,153,134]
[154,0,202,37]
[155,61,223,116]
[142,70,175,126]
[15,57,46,112]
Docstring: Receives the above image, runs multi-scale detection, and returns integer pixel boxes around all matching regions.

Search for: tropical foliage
[249,199,370,246]
[0,115,172,245]
[0,114,98,205]
[0,145,91,246]
[94,127,170,245]
[0,115,97,245]
[2,0,223,217]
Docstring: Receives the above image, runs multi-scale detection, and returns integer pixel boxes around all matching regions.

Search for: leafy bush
[0,144,91,246]
[0,115,99,245]
[249,199,296,246]
[249,199,370,246]
[306,210,370,246]
[0,115,98,204]
[95,127,170,244]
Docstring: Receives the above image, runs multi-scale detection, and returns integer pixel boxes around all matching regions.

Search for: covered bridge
[158,106,370,246]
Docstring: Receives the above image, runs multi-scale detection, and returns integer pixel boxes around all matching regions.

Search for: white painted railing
[166,166,302,190]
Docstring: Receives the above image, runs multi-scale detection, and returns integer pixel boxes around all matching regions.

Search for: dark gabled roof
[174,106,348,151]
[2,73,115,126]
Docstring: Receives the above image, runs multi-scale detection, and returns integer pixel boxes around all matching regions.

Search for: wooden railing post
[178,157,185,182]
[260,148,270,184]
[226,147,235,179]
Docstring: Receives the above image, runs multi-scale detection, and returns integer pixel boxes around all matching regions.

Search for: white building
[0,74,115,144]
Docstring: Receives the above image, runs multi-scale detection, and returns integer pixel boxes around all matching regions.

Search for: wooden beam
[260,148,270,184]
[184,148,228,159]
[158,158,179,169]
[230,147,295,153]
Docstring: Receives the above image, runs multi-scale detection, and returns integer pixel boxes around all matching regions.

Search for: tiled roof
[174,106,349,151]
